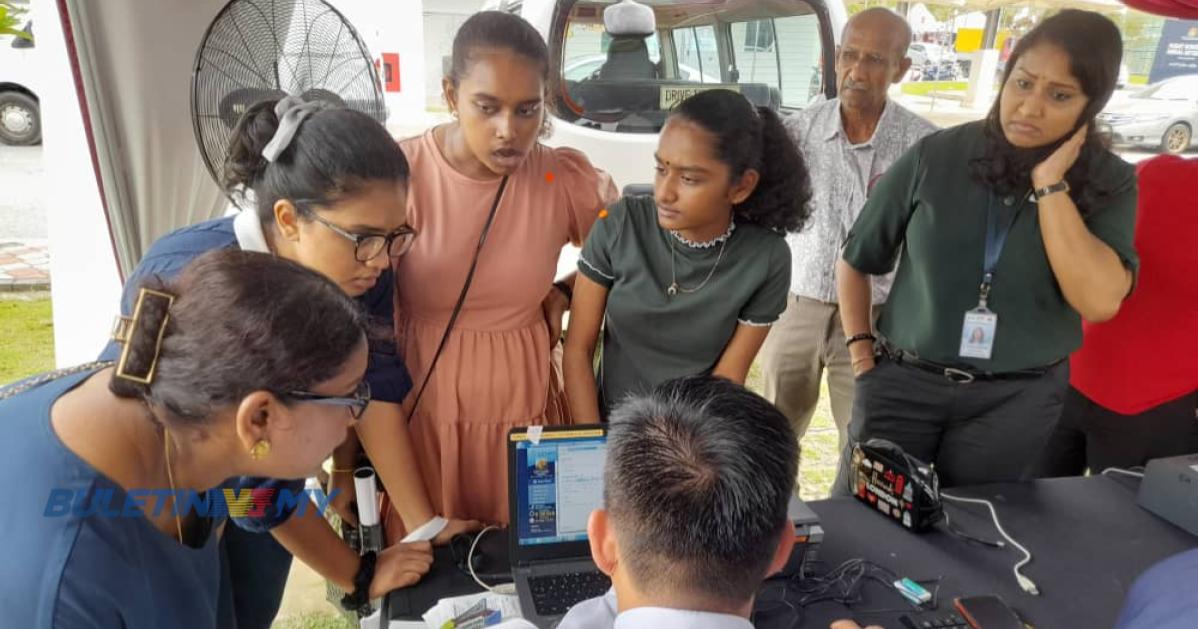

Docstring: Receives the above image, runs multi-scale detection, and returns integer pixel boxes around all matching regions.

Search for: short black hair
[223,101,410,224]
[605,375,798,604]
[670,89,812,234]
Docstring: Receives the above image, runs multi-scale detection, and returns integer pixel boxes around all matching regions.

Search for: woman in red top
[1033,155,1198,476]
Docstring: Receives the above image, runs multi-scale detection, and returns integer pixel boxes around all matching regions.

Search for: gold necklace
[163,428,184,544]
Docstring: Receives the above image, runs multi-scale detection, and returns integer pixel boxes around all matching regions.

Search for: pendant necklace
[666,221,733,297]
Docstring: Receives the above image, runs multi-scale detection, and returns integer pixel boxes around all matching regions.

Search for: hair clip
[113,287,176,385]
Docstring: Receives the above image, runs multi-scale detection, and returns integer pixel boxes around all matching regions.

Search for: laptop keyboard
[528,571,612,617]
[900,612,972,628]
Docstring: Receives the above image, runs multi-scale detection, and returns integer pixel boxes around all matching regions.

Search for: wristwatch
[1033,180,1070,201]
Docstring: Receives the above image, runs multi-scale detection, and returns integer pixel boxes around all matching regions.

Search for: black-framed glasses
[303,210,418,262]
[287,380,372,419]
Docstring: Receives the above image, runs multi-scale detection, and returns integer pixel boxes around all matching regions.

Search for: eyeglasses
[287,380,372,419]
[303,210,418,262]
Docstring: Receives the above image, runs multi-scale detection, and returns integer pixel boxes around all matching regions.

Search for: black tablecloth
[387,476,1197,628]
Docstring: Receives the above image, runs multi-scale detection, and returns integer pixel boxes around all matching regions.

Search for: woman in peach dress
[358,11,616,541]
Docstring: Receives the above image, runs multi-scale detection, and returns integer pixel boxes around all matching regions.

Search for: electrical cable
[941,510,1005,548]
[939,492,1039,595]
[1100,467,1145,479]
[466,525,516,595]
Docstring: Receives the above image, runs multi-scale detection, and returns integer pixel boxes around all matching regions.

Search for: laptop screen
[512,429,606,546]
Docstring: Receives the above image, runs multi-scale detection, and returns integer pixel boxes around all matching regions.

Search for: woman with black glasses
[1,250,432,629]
[94,98,425,629]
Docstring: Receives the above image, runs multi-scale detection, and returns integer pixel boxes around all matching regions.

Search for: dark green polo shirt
[842,122,1138,373]
[578,195,791,410]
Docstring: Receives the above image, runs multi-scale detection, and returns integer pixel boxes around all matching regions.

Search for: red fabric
[1069,155,1198,414]
[1121,0,1198,19]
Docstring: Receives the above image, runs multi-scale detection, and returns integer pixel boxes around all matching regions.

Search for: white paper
[420,591,523,629]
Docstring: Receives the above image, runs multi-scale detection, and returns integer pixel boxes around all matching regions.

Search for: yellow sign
[509,428,606,442]
[957,28,983,53]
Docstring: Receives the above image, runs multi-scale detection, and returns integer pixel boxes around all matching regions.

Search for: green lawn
[0,293,55,385]
[272,612,355,629]
[900,80,968,96]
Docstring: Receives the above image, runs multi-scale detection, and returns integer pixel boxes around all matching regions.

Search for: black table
[387,476,1197,628]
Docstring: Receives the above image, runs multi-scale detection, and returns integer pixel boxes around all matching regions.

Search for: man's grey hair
[844,7,913,60]
[604,375,798,604]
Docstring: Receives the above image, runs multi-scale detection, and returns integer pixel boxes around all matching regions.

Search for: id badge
[959,308,998,360]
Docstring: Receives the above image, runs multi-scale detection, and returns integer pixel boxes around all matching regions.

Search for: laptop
[508,425,612,629]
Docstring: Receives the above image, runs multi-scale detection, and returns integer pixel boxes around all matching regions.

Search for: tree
[0,1,32,42]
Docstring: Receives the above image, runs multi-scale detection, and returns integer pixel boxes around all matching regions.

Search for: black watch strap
[845,332,877,348]
[1034,181,1070,200]
[340,551,377,613]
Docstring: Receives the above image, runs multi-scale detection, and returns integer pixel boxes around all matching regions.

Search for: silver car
[1098,74,1198,154]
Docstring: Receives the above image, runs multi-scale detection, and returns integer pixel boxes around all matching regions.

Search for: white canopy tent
[29,0,430,365]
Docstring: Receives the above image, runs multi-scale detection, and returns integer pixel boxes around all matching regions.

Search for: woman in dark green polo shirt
[564,89,812,421]
[834,10,1138,491]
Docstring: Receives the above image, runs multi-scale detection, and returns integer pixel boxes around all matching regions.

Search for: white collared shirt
[232,208,271,253]
[557,590,753,629]
[783,97,937,305]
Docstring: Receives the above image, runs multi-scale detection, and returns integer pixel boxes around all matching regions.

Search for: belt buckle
[943,367,975,384]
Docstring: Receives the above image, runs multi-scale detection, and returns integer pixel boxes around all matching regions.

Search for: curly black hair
[670,90,812,233]
[970,10,1123,215]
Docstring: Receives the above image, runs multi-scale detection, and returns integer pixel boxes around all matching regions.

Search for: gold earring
[250,440,271,461]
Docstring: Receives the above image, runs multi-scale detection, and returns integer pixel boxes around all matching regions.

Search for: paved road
[0,145,47,241]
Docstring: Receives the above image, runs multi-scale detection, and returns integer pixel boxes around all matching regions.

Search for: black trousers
[832,356,1069,495]
[1031,386,1198,477]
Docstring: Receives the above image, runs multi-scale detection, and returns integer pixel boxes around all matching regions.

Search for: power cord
[939,492,1039,595]
[1100,467,1145,479]
[941,510,1005,548]
[466,525,517,595]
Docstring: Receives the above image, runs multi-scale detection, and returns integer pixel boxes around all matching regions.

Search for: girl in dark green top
[835,11,1138,491]
[564,89,813,421]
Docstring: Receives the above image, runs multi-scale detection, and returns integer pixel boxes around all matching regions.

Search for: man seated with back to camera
[546,375,875,629]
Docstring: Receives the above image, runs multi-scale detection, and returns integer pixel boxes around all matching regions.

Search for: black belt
[884,349,1059,384]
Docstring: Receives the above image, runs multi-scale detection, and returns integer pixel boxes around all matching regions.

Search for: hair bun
[222,99,282,192]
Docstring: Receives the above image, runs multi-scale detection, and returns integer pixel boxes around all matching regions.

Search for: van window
[554,0,830,134]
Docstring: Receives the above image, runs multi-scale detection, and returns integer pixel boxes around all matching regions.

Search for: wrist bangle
[330,468,356,474]
[339,550,377,613]
[845,333,876,348]
[553,280,573,302]
[401,515,448,543]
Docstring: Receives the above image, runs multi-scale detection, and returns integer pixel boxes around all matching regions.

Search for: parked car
[908,41,955,67]
[0,20,41,146]
[1098,74,1198,154]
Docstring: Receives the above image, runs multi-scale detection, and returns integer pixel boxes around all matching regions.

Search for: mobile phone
[954,595,1025,629]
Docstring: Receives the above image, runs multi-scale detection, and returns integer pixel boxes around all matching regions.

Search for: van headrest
[604,0,655,37]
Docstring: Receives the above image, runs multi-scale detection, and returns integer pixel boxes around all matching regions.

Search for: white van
[485,0,847,190]
[0,19,41,146]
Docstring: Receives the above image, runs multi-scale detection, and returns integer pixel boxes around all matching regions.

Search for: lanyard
[979,191,1027,308]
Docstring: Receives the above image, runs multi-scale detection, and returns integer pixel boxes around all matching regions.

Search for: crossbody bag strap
[406,176,510,418]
